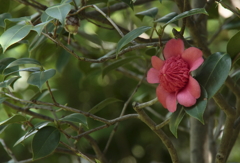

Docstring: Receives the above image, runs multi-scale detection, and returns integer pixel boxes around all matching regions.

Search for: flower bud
[64,16,80,35]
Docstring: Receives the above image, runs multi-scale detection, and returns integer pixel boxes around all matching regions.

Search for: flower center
[159,56,189,93]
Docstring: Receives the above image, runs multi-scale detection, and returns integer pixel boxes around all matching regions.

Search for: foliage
[0,0,240,163]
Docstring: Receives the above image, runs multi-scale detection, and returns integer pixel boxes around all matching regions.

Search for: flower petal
[181,47,204,71]
[151,56,164,70]
[156,85,177,112]
[147,68,159,83]
[163,39,184,59]
[176,76,200,107]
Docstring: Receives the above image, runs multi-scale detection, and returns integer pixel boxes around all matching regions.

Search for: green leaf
[0,97,7,104]
[89,98,123,114]
[227,30,240,59]
[41,11,54,22]
[0,114,26,126]
[116,26,151,55]
[32,126,60,160]
[56,49,70,73]
[102,56,141,77]
[0,13,11,28]
[14,121,50,147]
[121,0,134,10]
[0,125,8,134]
[27,69,56,89]
[45,3,72,25]
[169,106,185,138]
[155,12,178,24]
[5,16,31,23]
[32,20,53,36]
[60,113,88,127]
[0,76,21,89]
[0,58,16,74]
[0,24,32,52]
[184,86,208,124]
[135,7,158,20]
[0,0,10,13]
[4,67,41,80]
[5,58,42,68]
[195,52,231,98]
[163,8,208,27]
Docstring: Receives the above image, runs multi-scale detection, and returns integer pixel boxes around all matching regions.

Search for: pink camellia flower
[147,39,204,112]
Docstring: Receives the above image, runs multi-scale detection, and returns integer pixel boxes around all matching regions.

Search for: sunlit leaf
[227,30,240,60]
[163,8,208,27]
[184,86,208,124]
[60,113,88,127]
[116,26,151,55]
[27,69,56,89]
[0,24,32,52]
[195,52,231,98]
[45,3,71,25]
[102,56,141,77]
[89,97,123,114]
[169,106,185,138]
[32,126,60,160]
[0,114,26,126]
[135,7,158,20]
[14,121,50,147]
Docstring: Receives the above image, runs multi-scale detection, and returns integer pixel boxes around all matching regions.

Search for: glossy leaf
[227,30,240,59]
[135,7,158,20]
[0,13,11,28]
[60,113,88,127]
[0,76,21,89]
[0,114,26,126]
[4,67,41,80]
[116,26,151,55]
[89,98,123,114]
[102,56,141,77]
[27,69,56,89]
[163,8,208,27]
[155,12,178,23]
[184,86,208,124]
[169,106,185,138]
[0,24,32,52]
[32,126,60,160]
[5,58,42,68]
[14,121,50,147]
[32,20,53,36]
[195,52,231,98]
[45,3,71,25]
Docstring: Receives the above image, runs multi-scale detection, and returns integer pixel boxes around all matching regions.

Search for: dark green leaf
[116,26,151,55]
[0,24,32,52]
[89,97,123,114]
[135,7,158,20]
[195,52,231,98]
[0,125,8,134]
[32,126,60,160]
[14,121,50,147]
[155,12,178,23]
[0,0,10,13]
[0,13,11,28]
[45,3,72,25]
[102,56,141,77]
[227,30,240,59]
[60,113,88,127]
[27,69,56,89]
[5,58,42,68]
[184,86,208,124]
[121,0,134,10]
[163,8,208,27]
[56,49,70,73]
[0,114,26,126]
[0,58,16,74]
[169,106,185,138]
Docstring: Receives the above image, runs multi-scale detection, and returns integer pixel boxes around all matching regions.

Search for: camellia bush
[1,0,240,162]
